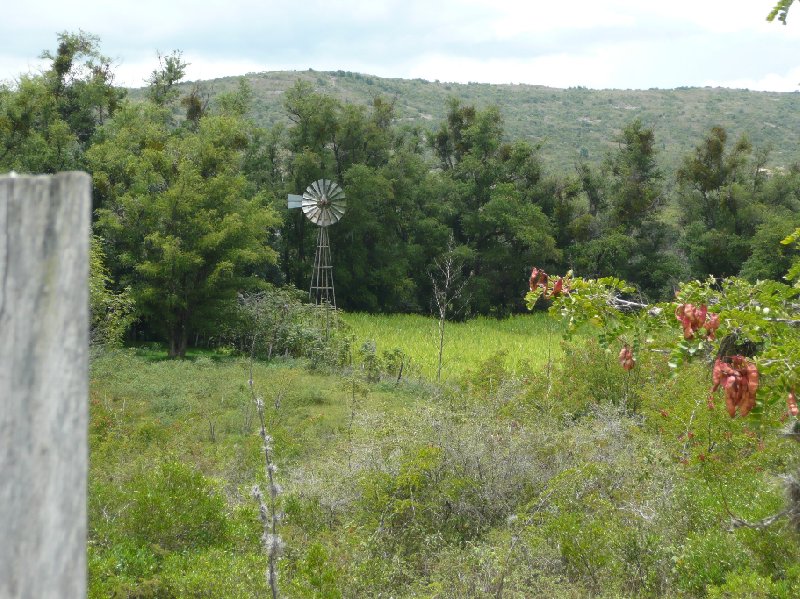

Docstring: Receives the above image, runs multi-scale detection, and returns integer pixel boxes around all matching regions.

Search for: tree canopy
[4,33,800,349]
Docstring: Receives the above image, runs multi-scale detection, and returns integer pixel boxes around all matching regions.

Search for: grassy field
[87,312,800,597]
[341,312,562,381]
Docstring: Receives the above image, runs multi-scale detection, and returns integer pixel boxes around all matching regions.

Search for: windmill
[288,179,346,308]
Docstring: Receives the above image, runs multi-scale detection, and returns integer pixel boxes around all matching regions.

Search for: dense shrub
[220,285,352,369]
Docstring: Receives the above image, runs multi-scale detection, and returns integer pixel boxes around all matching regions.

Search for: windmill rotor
[291,179,346,227]
[287,179,346,309]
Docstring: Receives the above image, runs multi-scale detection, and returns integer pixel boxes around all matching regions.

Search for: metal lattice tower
[288,179,346,309]
[309,226,335,306]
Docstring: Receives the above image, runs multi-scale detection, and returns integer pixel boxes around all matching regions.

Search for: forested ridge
[136,70,800,174]
[3,33,800,353]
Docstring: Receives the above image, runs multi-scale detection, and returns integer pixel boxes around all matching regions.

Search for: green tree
[676,126,752,232]
[570,119,683,298]
[90,93,278,356]
[280,83,400,303]
[607,119,662,232]
[432,99,560,313]
[0,31,122,173]
[674,126,774,280]
[740,216,800,281]
[146,51,187,107]
[89,235,134,346]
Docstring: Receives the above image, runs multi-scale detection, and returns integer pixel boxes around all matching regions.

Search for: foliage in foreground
[88,311,800,597]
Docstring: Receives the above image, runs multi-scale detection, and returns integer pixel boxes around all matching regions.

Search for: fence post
[0,172,91,598]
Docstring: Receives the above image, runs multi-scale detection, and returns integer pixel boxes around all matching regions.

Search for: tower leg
[309,227,336,310]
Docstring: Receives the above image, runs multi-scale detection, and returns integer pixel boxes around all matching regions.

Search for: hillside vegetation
[144,70,800,172]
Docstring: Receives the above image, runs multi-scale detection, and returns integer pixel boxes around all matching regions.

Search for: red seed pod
[712,359,725,391]
[618,345,635,371]
[552,278,563,297]
[724,391,737,417]
[679,305,695,339]
[745,362,759,396]
[705,313,720,339]
[788,390,799,417]
[675,304,686,321]
[529,267,542,291]
[739,392,755,418]
[676,303,718,340]
[696,305,708,325]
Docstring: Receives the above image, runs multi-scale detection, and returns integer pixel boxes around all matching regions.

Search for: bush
[108,461,229,552]
[674,528,750,594]
[286,542,343,598]
[220,285,352,368]
[90,235,134,347]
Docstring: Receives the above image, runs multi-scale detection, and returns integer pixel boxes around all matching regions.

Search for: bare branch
[728,509,791,531]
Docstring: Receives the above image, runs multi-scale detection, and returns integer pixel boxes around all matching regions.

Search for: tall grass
[341,312,561,381]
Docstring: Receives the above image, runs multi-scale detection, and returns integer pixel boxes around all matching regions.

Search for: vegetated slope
[132,70,800,172]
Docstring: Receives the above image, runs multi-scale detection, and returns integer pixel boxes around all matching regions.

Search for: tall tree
[0,31,122,173]
[571,119,684,299]
[432,99,560,313]
[676,126,754,278]
[676,126,752,232]
[89,84,278,357]
[607,119,662,233]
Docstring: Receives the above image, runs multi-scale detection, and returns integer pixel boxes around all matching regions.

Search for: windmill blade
[311,208,328,227]
[299,179,347,227]
[327,186,345,202]
[310,209,324,224]
[329,205,345,221]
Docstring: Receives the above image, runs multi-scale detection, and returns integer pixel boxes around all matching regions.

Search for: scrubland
[88,314,800,597]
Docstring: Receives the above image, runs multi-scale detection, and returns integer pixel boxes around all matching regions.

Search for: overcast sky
[2,1,800,91]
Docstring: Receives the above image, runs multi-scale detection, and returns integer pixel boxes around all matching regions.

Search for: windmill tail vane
[288,179,346,309]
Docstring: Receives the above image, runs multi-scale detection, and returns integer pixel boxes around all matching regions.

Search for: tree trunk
[168,317,189,358]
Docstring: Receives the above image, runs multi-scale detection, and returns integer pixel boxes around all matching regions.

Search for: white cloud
[2,0,800,91]
[707,67,800,92]
[405,50,618,88]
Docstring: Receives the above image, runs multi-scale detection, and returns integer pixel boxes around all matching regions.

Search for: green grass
[87,316,800,597]
[341,312,562,381]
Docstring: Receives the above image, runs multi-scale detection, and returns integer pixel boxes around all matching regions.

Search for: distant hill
[136,70,800,174]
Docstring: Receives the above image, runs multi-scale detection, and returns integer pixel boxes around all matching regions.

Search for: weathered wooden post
[0,172,91,598]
